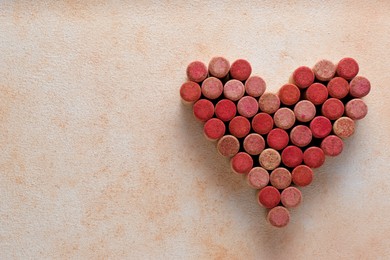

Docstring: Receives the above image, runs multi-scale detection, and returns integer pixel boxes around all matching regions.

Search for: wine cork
[290,125,312,147]
[259,148,281,170]
[345,99,368,120]
[310,116,332,139]
[208,56,230,79]
[336,57,359,80]
[333,117,355,139]
[247,167,269,189]
[267,206,290,228]
[186,61,208,82]
[243,133,265,155]
[303,146,325,168]
[230,59,252,81]
[252,113,274,135]
[274,108,296,130]
[217,135,240,157]
[257,186,281,209]
[267,128,289,151]
[201,77,223,100]
[180,81,201,104]
[215,99,237,122]
[278,83,300,106]
[245,76,266,97]
[292,66,315,88]
[321,135,344,157]
[237,96,259,118]
[281,187,302,208]
[305,83,328,105]
[281,145,304,168]
[327,77,350,99]
[230,152,254,174]
[229,116,251,138]
[294,100,316,122]
[292,165,313,187]
[193,99,214,122]
[259,93,280,114]
[270,167,292,190]
[224,79,245,101]
[203,118,226,141]
[349,76,371,98]
[321,98,345,120]
[313,59,336,81]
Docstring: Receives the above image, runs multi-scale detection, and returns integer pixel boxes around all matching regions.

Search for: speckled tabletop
[1,1,390,259]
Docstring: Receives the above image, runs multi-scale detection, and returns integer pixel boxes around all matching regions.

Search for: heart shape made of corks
[180,57,370,228]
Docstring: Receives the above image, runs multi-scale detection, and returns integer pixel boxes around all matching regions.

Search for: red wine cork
[201,77,223,99]
[349,76,371,98]
[292,66,315,88]
[310,116,332,138]
[321,135,344,156]
[224,79,245,101]
[274,108,296,130]
[203,118,226,141]
[290,125,312,147]
[245,76,266,97]
[337,57,359,80]
[267,128,289,151]
[333,117,355,139]
[208,56,230,79]
[303,147,325,168]
[243,133,265,155]
[292,165,313,187]
[237,96,259,118]
[217,135,240,157]
[229,116,251,138]
[345,99,368,120]
[215,99,236,122]
[186,61,208,82]
[321,98,345,120]
[270,167,292,190]
[294,100,316,123]
[267,206,290,227]
[305,83,328,105]
[278,83,300,106]
[281,145,303,168]
[327,77,350,99]
[247,167,269,189]
[231,152,253,174]
[230,59,252,81]
[313,59,336,81]
[193,99,214,122]
[259,148,281,170]
[180,81,201,104]
[281,187,302,208]
[259,93,280,114]
[252,113,274,135]
[258,186,281,209]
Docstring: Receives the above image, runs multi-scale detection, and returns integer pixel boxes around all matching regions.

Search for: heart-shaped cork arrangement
[180,57,370,227]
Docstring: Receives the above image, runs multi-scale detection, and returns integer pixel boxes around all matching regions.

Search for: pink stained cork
[203,118,226,141]
[333,117,355,139]
[292,165,313,187]
[201,77,223,100]
[231,152,253,175]
[321,98,345,120]
[310,116,332,139]
[243,133,265,155]
[281,187,302,208]
[267,206,290,228]
[327,77,350,99]
[258,186,281,209]
[230,59,252,81]
[305,83,328,105]
[292,66,315,89]
[273,108,296,130]
[337,57,359,80]
[259,148,281,170]
[180,81,201,104]
[321,135,344,157]
[252,113,274,135]
[349,76,371,98]
[215,99,237,122]
[193,99,214,122]
[345,99,368,120]
[313,59,337,81]
[229,116,251,138]
[217,135,240,157]
[303,147,325,168]
[247,167,269,189]
[294,100,316,123]
[208,56,230,79]
[237,96,259,118]
[270,167,292,190]
[259,93,281,114]
[267,128,289,151]
[186,61,208,82]
[245,76,266,97]
[224,79,245,101]
[281,145,304,168]
[278,83,301,106]
[290,125,312,147]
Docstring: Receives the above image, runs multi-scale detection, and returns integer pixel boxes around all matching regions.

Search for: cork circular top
[321,98,345,120]
[217,135,240,157]
[345,98,368,120]
[259,92,280,114]
[313,59,336,81]
[193,99,214,122]
[201,77,223,100]
[237,96,259,118]
[327,77,350,99]
[229,116,251,138]
[230,152,253,174]
[186,61,208,82]
[230,59,252,81]
[281,145,304,168]
[247,167,269,189]
[281,187,302,208]
[270,167,292,190]
[349,76,371,98]
[305,83,328,105]
[267,206,290,228]
[258,186,281,209]
[290,125,312,147]
[224,79,245,101]
[203,118,226,141]
[278,83,301,106]
[292,66,315,88]
[252,113,274,135]
[333,117,355,139]
[310,116,332,139]
[336,57,359,80]
[321,135,344,157]
[245,76,266,97]
[267,128,289,151]
[259,148,281,170]
[292,165,313,187]
[303,146,325,168]
[180,81,201,103]
[243,133,265,155]
[208,56,230,79]
[274,107,296,130]
[215,99,237,122]
[294,100,316,122]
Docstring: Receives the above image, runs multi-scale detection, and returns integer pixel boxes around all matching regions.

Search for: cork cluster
[180,57,370,228]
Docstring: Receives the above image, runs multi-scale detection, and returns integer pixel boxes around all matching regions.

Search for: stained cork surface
[1,1,390,259]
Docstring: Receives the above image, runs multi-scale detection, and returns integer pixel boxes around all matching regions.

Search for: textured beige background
[0,1,390,259]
